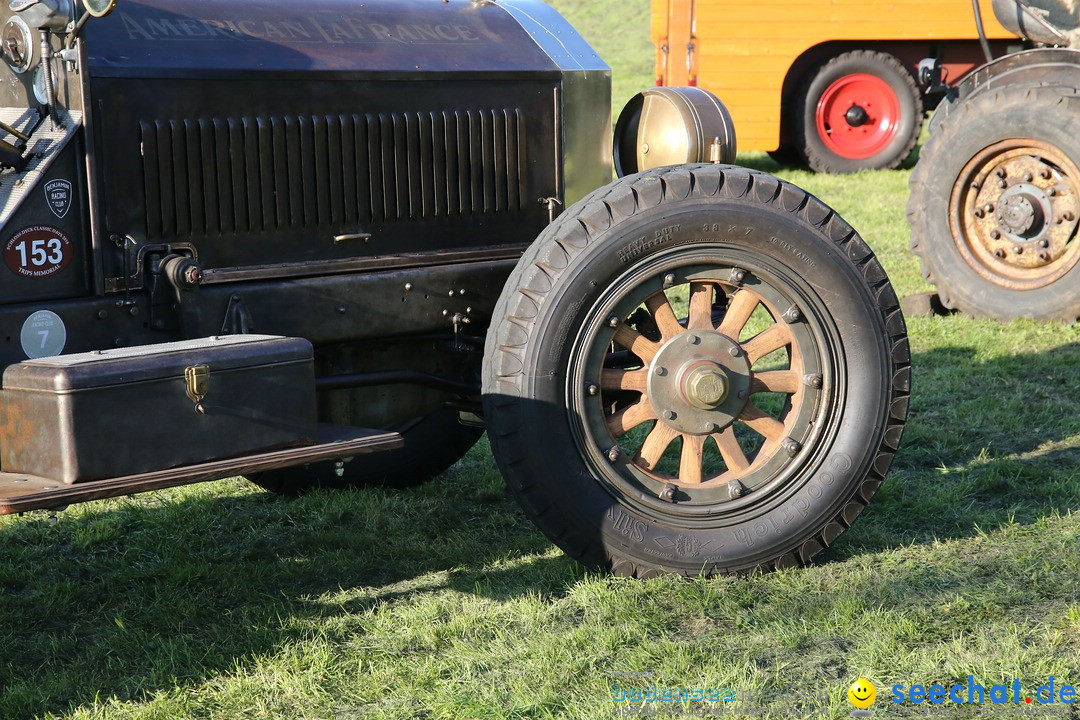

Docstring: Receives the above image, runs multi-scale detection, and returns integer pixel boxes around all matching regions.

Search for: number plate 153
[4,225,73,278]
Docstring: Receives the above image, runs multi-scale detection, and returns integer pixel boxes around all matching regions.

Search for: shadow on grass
[1,341,1077,716]
[822,340,1080,561]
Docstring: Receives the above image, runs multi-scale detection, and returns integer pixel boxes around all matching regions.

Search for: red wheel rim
[815,73,901,160]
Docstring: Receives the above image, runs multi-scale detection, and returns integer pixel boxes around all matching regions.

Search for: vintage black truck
[0,0,909,577]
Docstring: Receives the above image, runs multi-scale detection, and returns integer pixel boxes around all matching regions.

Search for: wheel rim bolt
[686,334,700,345]
[662,409,676,420]
[1064,211,1075,222]
[659,484,677,502]
[998,179,1007,189]
[1039,239,1050,248]
[655,366,668,377]
[1039,251,1051,262]
[607,446,621,462]
[1014,246,1024,254]
[989,230,1001,240]
[587,384,598,396]
[804,373,823,389]
[729,346,741,358]
[783,306,801,322]
[1049,188,1058,197]
[1024,172,1034,182]
[729,269,746,285]
[727,480,744,498]
[607,315,620,328]
[1041,168,1052,179]
[983,204,994,213]
[973,208,984,219]
[782,438,801,457]
[703,421,718,433]
[994,249,1006,259]
[663,273,676,288]
[995,168,1007,178]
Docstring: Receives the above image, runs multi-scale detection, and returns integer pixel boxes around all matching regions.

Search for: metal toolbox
[0,335,316,484]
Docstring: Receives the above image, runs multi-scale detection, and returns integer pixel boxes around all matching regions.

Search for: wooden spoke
[749,370,800,395]
[636,422,681,471]
[606,400,656,437]
[613,325,661,363]
[679,434,706,484]
[600,369,648,393]
[717,288,759,340]
[738,404,785,443]
[712,427,750,472]
[687,281,716,330]
[742,323,793,364]
[644,292,684,340]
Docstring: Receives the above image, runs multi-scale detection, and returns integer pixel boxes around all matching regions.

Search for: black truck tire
[250,409,482,494]
[482,164,909,577]
[908,84,1080,321]
[797,50,922,173]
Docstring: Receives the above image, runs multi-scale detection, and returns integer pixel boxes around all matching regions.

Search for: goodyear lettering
[121,13,484,45]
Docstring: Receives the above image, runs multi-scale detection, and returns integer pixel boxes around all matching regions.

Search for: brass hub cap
[646,330,750,435]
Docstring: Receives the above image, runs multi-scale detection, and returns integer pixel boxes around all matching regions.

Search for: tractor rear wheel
[483,164,910,577]
[798,50,922,173]
[908,84,1080,321]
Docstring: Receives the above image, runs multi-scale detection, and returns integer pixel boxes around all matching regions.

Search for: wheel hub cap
[646,330,751,436]
[681,363,729,409]
[844,105,869,128]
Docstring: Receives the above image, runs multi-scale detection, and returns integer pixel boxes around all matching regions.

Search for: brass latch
[185,364,210,414]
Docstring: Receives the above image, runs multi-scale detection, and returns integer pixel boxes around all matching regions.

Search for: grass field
[3,1,1080,719]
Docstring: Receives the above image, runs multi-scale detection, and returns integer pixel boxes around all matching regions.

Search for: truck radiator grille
[140,109,528,238]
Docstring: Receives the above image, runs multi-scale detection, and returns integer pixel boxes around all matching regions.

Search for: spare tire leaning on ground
[483,164,910,577]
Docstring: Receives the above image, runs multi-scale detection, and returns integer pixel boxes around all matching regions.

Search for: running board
[0,425,402,515]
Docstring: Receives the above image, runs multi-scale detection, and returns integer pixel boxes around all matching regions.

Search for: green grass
[3,1,1080,719]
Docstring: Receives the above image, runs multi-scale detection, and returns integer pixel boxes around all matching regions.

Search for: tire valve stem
[659,483,677,503]
[782,438,801,457]
[607,446,622,462]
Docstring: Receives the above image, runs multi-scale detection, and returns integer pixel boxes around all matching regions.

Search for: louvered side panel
[140,107,528,239]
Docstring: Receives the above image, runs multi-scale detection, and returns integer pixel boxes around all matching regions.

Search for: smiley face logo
[848,678,877,709]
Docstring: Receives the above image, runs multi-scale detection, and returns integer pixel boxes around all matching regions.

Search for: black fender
[945,47,1080,109]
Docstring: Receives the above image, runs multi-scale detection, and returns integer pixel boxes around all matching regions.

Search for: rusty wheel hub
[950,140,1080,288]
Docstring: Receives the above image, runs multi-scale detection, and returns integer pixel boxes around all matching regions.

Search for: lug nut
[729,345,741,357]
[655,366,668,377]
[1024,172,1033,182]
[663,273,675,288]
[1041,168,1052,179]
[995,168,1007,178]
[686,334,700,345]
[973,208,984,219]
[1064,212,1075,222]
[1039,251,1052,262]
[1014,246,1024,254]
[607,315,620,328]
[659,484,677,502]
[729,268,746,285]
[998,179,1007,189]
[782,438,802,457]
[783,306,802,323]
[1049,188,1058,197]
[989,230,1001,239]
[994,249,1006,259]
[703,421,718,433]
[587,384,598,396]
[804,373,823,389]
[662,409,676,420]
[984,203,994,213]
[727,480,744,498]
[607,446,622,462]
[1039,239,1050,248]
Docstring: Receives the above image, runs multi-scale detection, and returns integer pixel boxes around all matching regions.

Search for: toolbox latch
[184,364,210,414]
